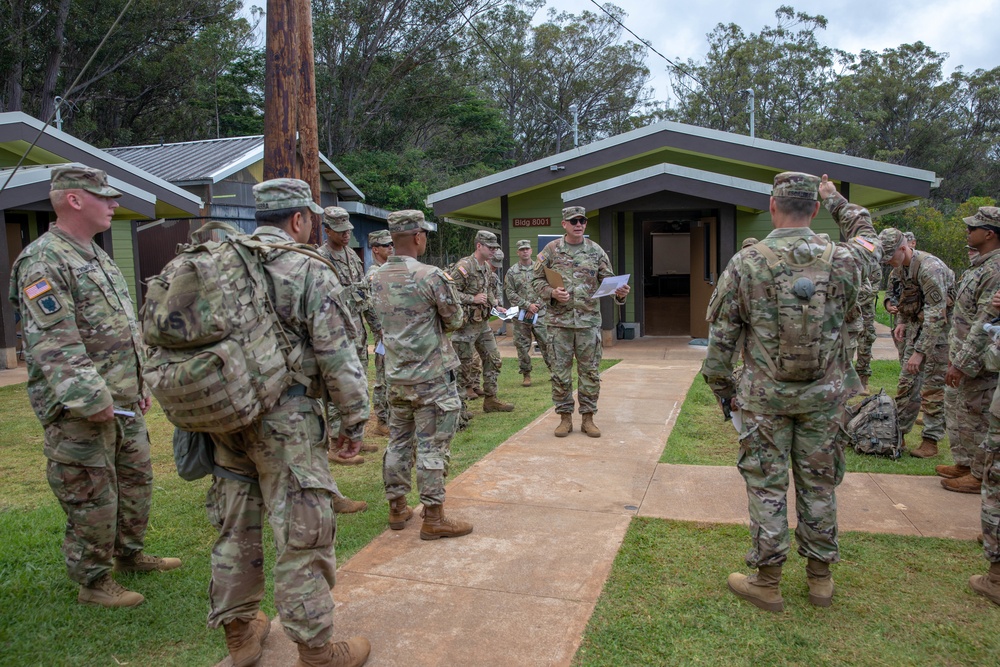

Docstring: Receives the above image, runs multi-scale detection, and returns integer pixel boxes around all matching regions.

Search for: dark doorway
[640,217,692,336]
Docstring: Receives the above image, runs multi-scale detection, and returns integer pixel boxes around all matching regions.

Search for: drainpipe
[743,89,755,139]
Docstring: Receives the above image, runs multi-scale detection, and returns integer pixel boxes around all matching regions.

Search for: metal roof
[0,163,157,218]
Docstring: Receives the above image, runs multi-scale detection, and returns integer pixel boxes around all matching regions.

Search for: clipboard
[543,267,564,289]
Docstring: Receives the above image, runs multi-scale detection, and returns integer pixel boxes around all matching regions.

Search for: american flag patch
[24,279,52,300]
[852,236,876,253]
[457,266,468,276]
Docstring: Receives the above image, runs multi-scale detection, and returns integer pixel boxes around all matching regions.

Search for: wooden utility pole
[294,0,323,245]
[263,0,298,181]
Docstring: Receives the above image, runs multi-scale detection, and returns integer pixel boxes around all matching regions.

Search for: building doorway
[640,218,691,336]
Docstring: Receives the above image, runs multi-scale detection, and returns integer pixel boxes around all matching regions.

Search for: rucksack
[141,222,314,434]
[750,238,839,382]
[846,390,903,459]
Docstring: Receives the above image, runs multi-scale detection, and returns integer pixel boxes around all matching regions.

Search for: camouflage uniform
[880,230,953,444]
[701,174,881,569]
[10,168,154,588]
[505,243,552,375]
[855,263,881,381]
[449,232,502,400]
[530,211,625,415]
[885,266,908,359]
[369,211,465,506]
[365,229,392,426]
[206,181,369,647]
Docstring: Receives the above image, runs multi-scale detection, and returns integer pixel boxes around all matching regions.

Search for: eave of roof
[0,163,156,218]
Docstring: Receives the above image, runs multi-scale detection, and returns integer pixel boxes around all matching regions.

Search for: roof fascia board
[340,201,388,220]
[209,144,264,183]
[318,153,364,200]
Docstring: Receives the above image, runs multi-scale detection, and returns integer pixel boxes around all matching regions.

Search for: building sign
[512,217,551,228]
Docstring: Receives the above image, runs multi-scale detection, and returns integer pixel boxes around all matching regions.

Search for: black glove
[717,396,732,421]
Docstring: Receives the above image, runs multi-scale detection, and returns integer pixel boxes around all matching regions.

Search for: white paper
[592,274,630,298]
[491,307,517,321]
[731,408,743,434]
[114,408,136,418]
[374,341,385,355]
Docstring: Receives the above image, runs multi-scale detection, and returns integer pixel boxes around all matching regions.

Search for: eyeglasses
[567,218,587,226]
[375,242,393,247]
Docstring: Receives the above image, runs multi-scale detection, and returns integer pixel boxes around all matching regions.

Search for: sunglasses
[375,242,393,247]
[567,219,587,227]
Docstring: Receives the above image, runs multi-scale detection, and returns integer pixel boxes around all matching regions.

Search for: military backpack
[846,390,903,459]
[141,222,314,434]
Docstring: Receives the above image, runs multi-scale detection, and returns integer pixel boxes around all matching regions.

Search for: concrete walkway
[226,335,981,667]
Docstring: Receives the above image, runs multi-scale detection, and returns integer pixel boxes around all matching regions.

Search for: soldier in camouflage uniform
[942,207,1000,495]
[449,230,514,414]
[878,228,953,458]
[702,172,881,613]
[207,180,371,667]
[505,239,552,386]
[531,206,630,438]
[884,232,917,360]
[317,206,381,466]
[855,262,882,393]
[366,229,393,437]
[10,166,181,609]
[369,209,473,540]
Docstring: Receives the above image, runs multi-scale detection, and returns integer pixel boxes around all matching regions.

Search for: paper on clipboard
[592,274,630,298]
[374,341,385,355]
[543,267,564,289]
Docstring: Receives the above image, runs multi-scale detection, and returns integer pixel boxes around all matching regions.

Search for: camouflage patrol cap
[516,239,531,250]
[903,231,915,243]
[963,206,1000,228]
[563,206,587,221]
[771,172,820,200]
[387,209,437,233]
[741,237,759,250]
[475,230,500,248]
[50,165,121,198]
[322,206,353,232]
[368,229,392,246]
[491,250,504,267]
[253,178,324,214]
[878,228,906,263]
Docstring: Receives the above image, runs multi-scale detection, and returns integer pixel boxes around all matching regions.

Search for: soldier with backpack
[702,172,881,613]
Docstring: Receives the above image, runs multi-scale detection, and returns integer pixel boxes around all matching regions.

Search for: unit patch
[37,293,63,315]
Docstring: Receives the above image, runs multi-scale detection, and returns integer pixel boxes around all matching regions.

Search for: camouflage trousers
[737,408,846,568]
[513,318,552,376]
[384,372,461,506]
[327,342,369,437]
[981,407,1000,564]
[549,326,602,415]
[208,395,338,647]
[44,409,153,586]
[452,322,501,397]
[855,298,878,379]
[373,349,388,425]
[945,374,997,480]
[896,335,948,442]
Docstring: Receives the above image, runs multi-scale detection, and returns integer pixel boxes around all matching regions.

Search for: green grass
[575,518,999,667]
[0,354,614,666]
[875,289,893,328]
[664,359,952,475]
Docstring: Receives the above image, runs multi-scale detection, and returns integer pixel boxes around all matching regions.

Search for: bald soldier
[366,229,393,436]
[10,166,180,608]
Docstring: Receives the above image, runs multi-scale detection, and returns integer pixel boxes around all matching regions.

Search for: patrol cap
[322,206,353,232]
[771,172,820,200]
[903,231,915,243]
[563,206,587,221]
[516,239,531,250]
[387,209,437,233]
[368,229,392,246]
[878,228,906,263]
[963,206,1000,228]
[253,178,324,214]
[475,230,500,248]
[741,237,759,250]
[50,165,121,198]
[491,250,504,267]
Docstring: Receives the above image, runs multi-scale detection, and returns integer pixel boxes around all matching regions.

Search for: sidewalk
[225,335,980,667]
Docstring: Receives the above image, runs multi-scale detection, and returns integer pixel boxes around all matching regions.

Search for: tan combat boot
[420,504,473,540]
[727,565,784,612]
[581,413,601,438]
[329,450,365,466]
[910,438,938,458]
[360,441,378,453]
[473,386,485,397]
[806,559,834,607]
[78,574,144,607]
[224,610,271,667]
[483,396,514,412]
[554,413,573,437]
[858,376,871,396]
[295,636,371,667]
[388,496,413,530]
[969,562,1000,606]
[115,552,182,573]
[942,473,981,494]
[465,387,481,400]
[333,495,367,514]
[936,464,971,478]
[374,421,390,437]
[522,374,532,387]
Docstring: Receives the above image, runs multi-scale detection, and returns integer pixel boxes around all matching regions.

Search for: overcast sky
[541,0,1000,103]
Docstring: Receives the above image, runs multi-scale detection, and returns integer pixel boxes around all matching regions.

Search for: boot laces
[97,575,127,596]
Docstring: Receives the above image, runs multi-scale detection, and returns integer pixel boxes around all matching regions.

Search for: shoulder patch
[457,265,468,276]
[851,236,876,253]
[36,293,62,316]
[537,252,547,263]
[443,272,454,282]
[24,278,52,300]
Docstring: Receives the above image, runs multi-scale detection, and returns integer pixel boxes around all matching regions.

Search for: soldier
[449,230,515,414]
[366,229,393,437]
[531,206,630,438]
[369,209,473,540]
[942,207,1000,494]
[878,228,953,458]
[855,261,882,394]
[701,172,881,613]
[207,179,370,667]
[505,239,552,386]
[9,166,181,608]
[884,232,917,360]
[317,206,381,466]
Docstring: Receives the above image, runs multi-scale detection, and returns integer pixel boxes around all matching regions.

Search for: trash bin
[617,322,638,340]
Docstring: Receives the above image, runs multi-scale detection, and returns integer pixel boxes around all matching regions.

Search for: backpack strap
[752,242,783,269]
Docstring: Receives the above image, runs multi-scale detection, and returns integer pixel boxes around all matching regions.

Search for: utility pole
[294,0,322,245]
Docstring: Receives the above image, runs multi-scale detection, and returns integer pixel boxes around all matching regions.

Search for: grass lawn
[663,359,952,475]
[575,518,999,667]
[0,355,613,666]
